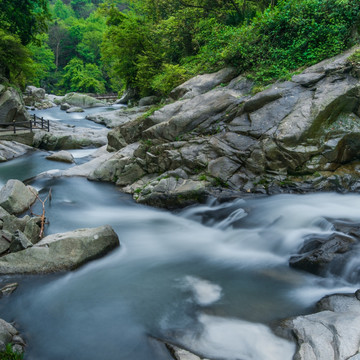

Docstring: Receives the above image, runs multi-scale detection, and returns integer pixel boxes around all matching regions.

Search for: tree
[60,57,105,93]
[0,29,34,85]
[0,0,50,45]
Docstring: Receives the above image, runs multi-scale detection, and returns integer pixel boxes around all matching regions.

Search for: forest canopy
[0,0,359,96]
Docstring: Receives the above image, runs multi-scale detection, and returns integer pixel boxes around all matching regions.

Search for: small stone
[355,289,360,300]
[0,283,18,296]
[46,150,74,164]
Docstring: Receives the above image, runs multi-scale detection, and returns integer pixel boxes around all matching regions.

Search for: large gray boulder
[144,90,241,141]
[277,291,360,360]
[0,179,37,215]
[0,86,29,124]
[0,225,119,274]
[62,93,105,108]
[170,67,237,100]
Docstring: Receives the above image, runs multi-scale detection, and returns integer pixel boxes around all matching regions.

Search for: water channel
[0,106,359,359]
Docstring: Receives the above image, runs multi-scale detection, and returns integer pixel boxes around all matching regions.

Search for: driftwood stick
[30,188,52,239]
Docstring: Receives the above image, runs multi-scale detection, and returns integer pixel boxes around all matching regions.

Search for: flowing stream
[0,107,360,360]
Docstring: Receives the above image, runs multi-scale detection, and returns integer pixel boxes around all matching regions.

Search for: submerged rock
[0,225,119,274]
[0,282,18,296]
[289,220,360,278]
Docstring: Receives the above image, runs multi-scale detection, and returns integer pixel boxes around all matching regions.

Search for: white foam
[181,276,222,306]
[180,314,295,360]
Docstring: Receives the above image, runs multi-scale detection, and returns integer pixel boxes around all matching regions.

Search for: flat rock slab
[0,141,33,162]
[0,225,119,274]
[0,179,37,215]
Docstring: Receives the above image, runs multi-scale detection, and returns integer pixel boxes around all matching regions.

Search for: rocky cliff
[89,47,360,208]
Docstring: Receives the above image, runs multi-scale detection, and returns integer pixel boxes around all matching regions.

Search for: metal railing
[0,115,50,134]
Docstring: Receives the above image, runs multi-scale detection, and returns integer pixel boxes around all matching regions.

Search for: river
[0,106,359,360]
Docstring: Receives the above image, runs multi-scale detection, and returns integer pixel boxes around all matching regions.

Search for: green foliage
[28,35,56,87]
[151,64,189,96]
[0,29,35,87]
[0,344,24,360]
[194,0,360,84]
[60,57,105,93]
[348,49,360,66]
[0,0,50,45]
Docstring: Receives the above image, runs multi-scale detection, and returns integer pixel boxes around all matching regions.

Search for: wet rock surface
[0,225,120,274]
[89,47,360,208]
[277,291,360,360]
[289,219,360,279]
[0,179,37,215]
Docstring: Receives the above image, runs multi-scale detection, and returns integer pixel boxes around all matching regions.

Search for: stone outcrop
[0,85,29,124]
[0,179,37,215]
[0,225,119,274]
[89,46,360,207]
[277,291,360,360]
[170,67,238,100]
[61,92,105,108]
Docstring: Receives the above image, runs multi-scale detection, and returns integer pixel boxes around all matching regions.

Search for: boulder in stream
[0,179,37,215]
[62,92,105,108]
[277,291,360,360]
[0,225,119,274]
[289,220,360,278]
[46,150,74,163]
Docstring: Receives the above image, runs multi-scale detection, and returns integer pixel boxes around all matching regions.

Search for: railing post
[13,120,16,134]
[41,117,44,129]
[47,119,50,132]
[33,114,36,126]
[30,120,32,133]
